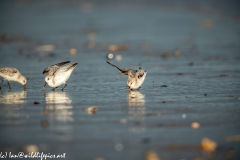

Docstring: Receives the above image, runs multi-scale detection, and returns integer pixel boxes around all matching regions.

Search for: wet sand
[0,1,240,160]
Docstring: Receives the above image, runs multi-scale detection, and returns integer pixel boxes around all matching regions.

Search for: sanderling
[42,61,70,89]
[107,61,147,90]
[0,67,27,90]
[43,62,78,91]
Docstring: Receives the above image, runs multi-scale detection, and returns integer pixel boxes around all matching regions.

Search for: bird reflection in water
[43,91,73,122]
[127,90,146,133]
[128,90,145,107]
[0,91,26,104]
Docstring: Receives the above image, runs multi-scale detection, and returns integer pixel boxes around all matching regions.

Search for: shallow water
[0,1,240,160]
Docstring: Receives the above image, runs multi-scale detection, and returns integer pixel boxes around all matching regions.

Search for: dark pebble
[204,94,207,96]
[161,85,168,87]
[162,101,166,103]
[220,74,228,77]
[177,73,184,75]
[188,62,194,66]
[34,102,40,104]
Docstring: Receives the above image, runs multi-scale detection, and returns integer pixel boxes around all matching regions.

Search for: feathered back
[43,61,70,75]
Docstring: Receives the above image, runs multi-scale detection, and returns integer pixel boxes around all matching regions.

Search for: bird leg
[52,86,58,91]
[7,81,11,90]
[42,82,47,90]
[62,84,67,91]
[0,79,4,90]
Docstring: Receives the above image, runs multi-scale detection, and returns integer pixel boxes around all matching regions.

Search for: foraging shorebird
[42,61,77,91]
[107,61,147,90]
[0,67,27,90]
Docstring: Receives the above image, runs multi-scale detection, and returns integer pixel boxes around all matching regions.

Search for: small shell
[145,151,160,160]
[201,138,217,152]
[191,122,200,129]
[85,106,98,114]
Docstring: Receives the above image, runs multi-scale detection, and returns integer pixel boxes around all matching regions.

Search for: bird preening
[106,61,147,90]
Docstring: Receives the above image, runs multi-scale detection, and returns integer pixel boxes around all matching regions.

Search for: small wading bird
[42,61,77,91]
[0,67,27,90]
[107,61,147,90]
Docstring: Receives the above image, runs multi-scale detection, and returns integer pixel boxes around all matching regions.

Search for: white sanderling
[107,61,147,90]
[0,67,27,90]
[42,61,78,91]
[42,61,70,89]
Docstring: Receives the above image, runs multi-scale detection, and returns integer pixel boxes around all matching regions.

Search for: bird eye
[47,78,49,80]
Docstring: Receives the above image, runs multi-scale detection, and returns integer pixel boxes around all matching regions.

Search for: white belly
[48,71,72,88]
[0,73,18,82]
[128,72,147,89]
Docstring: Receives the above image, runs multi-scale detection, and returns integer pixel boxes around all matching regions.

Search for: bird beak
[23,84,27,90]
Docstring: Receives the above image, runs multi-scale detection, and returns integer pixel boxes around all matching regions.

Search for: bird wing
[53,63,78,75]
[42,61,70,75]
[0,68,19,77]
[106,61,130,75]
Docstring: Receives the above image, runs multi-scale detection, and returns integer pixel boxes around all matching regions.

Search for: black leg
[42,82,47,90]
[0,79,4,90]
[7,81,11,90]
[62,84,67,91]
[52,86,58,91]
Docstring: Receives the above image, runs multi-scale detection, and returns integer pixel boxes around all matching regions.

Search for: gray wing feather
[54,63,78,75]
[106,61,130,75]
[43,61,70,75]
[0,68,19,77]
